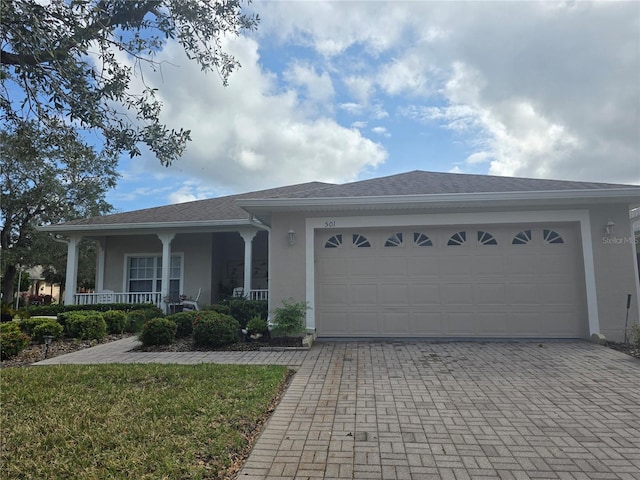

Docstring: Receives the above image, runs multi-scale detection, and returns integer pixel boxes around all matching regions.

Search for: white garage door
[315,224,587,338]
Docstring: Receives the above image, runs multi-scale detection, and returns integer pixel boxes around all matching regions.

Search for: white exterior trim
[243,188,640,210]
[305,209,600,336]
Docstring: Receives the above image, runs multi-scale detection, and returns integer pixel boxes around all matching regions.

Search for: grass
[1,364,289,479]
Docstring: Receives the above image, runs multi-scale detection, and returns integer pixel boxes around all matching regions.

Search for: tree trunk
[2,264,16,306]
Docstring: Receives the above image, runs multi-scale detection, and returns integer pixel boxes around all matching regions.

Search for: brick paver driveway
[239,340,640,480]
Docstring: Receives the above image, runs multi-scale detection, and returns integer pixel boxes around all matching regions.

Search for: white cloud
[283,62,335,107]
[372,126,390,138]
[115,36,387,200]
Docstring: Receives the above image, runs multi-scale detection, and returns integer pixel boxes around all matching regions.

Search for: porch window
[127,256,182,299]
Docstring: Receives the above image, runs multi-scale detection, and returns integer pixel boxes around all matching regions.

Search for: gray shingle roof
[52,171,639,228]
[61,181,332,226]
[282,170,637,199]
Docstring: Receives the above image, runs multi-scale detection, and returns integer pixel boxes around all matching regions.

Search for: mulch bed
[0,333,133,368]
[133,335,304,353]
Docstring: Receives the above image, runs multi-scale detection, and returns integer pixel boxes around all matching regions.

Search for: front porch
[61,228,270,312]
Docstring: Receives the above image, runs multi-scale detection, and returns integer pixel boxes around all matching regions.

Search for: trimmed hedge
[193,311,240,348]
[31,320,64,343]
[218,298,267,329]
[65,312,107,341]
[0,322,30,359]
[103,310,128,334]
[166,311,199,338]
[139,318,177,346]
[27,303,162,317]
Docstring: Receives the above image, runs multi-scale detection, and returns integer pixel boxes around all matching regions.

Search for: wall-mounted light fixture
[288,228,296,246]
[605,219,615,236]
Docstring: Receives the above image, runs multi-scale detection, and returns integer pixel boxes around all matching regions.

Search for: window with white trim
[127,255,182,299]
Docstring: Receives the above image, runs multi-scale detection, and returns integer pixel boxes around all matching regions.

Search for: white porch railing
[248,289,269,301]
[74,292,163,307]
[73,290,268,306]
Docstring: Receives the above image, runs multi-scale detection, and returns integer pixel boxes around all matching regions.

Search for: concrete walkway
[34,339,640,479]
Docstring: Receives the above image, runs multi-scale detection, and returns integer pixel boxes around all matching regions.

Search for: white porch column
[64,235,81,305]
[95,238,106,292]
[157,233,176,306]
[239,229,258,295]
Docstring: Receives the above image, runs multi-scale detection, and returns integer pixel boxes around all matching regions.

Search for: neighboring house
[40,170,640,341]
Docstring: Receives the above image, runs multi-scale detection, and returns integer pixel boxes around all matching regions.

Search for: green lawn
[1,364,289,479]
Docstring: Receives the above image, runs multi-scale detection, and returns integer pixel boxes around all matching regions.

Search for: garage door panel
[317,257,346,278]
[318,284,347,306]
[474,283,506,304]
[349,284,378,305]
[510,312,543,335]
[441,283,473,305]
[377,256,408,276]
[381,312,410,334]
[409,284,441,304]
[348,257,377,276]
[320,311,349,336]
[540,311,583,335]
[540,283,578,305]
[507,283,540,304]
[439,255,473,275]
[472,255,505,275]
[506,255,540,276]
[407,257,439,277]
[444,312,475,335]
[539,254,575,274]
[476,312,509,335]
[316,224,586,338]
[379,284,409,304]
[351,312,379,334]
[411,312,444,334]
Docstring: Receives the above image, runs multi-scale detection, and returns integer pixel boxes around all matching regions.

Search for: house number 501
[324,220,336,228]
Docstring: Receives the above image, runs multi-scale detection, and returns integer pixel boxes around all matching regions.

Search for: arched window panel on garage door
[352,234,371,248]
[477,230,498,245]
[385,232,403,247]
[447,231,467,246]
[512,229,532,245]
[325,234,343,248]
[543,229,564,244]
[413,232,433,246]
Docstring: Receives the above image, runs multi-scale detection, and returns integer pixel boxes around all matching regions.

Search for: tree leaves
[1,0,258,165]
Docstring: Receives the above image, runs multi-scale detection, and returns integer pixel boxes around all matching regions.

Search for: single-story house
[40,170,640,341]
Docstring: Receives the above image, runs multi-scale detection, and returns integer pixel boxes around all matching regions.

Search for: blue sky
[107,1,640,213]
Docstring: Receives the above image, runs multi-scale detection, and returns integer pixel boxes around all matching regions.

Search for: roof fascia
[237,188,640,211]
[37,218,254,235]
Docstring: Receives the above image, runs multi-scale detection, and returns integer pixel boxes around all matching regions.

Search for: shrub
[103,310,128,334]
[220,298,267,329]
[193,311,240,348]
[31,320,64,343]
[270,299,309,338]
[139,318,177,346]
[0,322,30,359]
[139,306,164,320]
[66,312,107,340]
[203,304,231,315]
[633,325,640,349]
[247,316,268,336]
[19,317,50,336]
[125,310,148,333]
[167,311,198,338]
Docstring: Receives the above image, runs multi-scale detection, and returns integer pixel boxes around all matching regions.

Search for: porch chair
[96,290,114,303]
[181,288,201,311]
[232,287,245,298]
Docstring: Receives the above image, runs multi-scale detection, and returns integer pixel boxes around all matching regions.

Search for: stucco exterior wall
[589,204,640,340]
[269,213,308,316]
